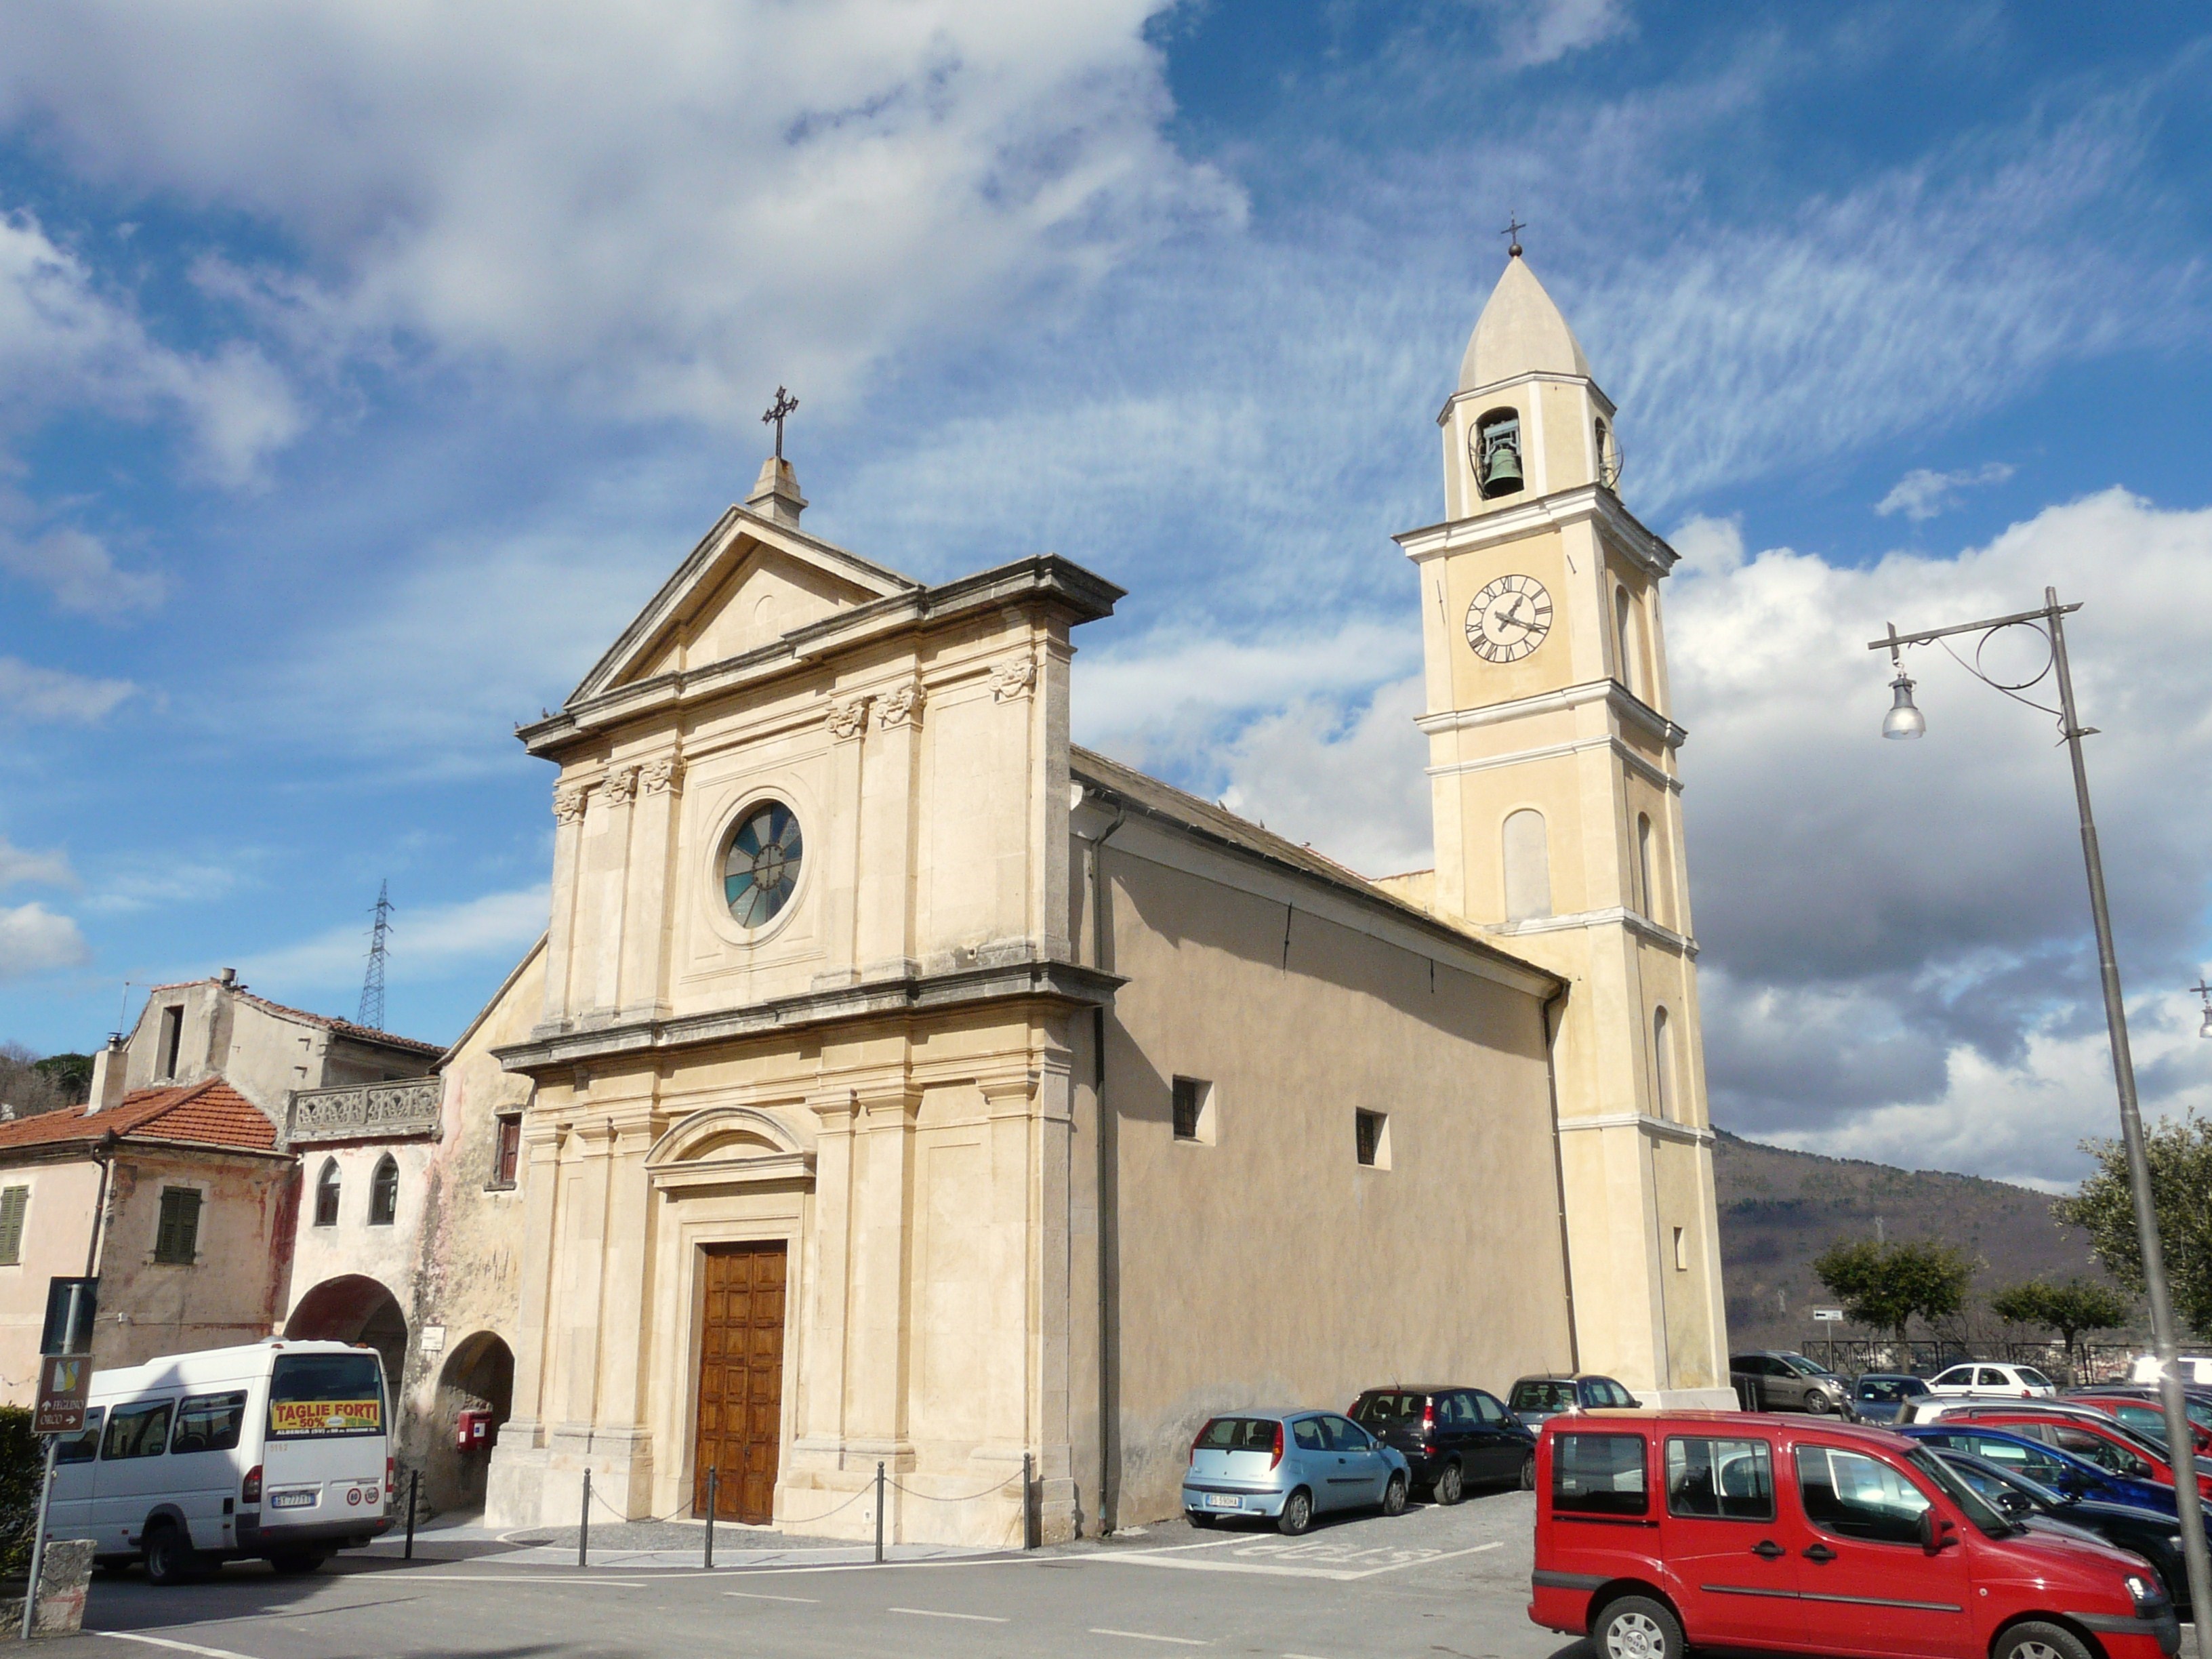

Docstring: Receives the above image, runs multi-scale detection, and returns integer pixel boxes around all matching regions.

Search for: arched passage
[285,1274,409,1394]
[429,1332,515,1513]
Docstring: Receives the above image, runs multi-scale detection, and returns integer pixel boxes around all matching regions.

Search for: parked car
[1851,1372,1933,1423]
[1529,1410,2177,1659]
[1348,1385,1535,1502]
[1182,1410,1410,1536]
[50,1339,392,1582]
[1899,1424,2192,1518]
[1931,1447,2195,1618]
[2131,1355,2212,1387]
[1925,1360,2059,1398]
[1729,1350,1853,1416]
[2068,1386,2212,1453]
[1506,1373,1637,1430]
[1908,1406,2212,1499]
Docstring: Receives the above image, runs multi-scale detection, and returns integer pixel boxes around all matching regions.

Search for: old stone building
[472,251,1732,1544]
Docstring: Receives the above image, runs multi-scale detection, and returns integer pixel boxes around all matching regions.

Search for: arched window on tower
[1637,813,1657,924]
[1474,408,1524,499]
[1502,808,1551,922]
[313,1158,340,1228]
[1614,585,1639,697]
[1594,417,1618,489]
[369,1155,399,1227]
[1652,1006,1675,1122]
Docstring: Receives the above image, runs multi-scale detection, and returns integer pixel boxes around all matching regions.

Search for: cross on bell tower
[746,385,808,529]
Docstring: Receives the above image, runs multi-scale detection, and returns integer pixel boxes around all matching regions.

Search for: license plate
[270,1490,317,1509]
[1204,1494,1242,1510]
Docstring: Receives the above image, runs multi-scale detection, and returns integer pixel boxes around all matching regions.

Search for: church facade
[478,253,1730,1544]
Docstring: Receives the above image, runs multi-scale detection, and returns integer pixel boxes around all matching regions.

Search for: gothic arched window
[1473,407,1525,499]
[369,1155,399,1227]
[1652,1006,1675,1121]
[314,1159,340,1228]
[1502,808,1551,922]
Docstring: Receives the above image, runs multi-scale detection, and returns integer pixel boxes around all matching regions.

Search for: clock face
[1465,575,1553,663]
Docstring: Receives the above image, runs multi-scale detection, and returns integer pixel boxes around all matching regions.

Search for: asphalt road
[48,1487,1576,1659]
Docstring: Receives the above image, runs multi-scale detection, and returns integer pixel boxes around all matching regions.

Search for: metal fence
[1796,1336,2141,1386]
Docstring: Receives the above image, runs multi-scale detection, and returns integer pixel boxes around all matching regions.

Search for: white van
[49,1338,392,1582]
[2130,1354,2212,1385]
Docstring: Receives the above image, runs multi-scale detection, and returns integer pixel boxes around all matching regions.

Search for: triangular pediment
[571,506,921,704]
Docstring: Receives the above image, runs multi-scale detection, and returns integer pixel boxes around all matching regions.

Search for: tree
[1989,1278,2133,1374]
[1813,1238,1976,1348]
[31,1052,91,1106]
[2055,1115,2212,1338]
[0,1042,77,1119]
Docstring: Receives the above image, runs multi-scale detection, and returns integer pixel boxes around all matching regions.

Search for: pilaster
[857,683,922,978]
[541,783,590,1030]
[586,768,638,1018]
[618,757,682,1021]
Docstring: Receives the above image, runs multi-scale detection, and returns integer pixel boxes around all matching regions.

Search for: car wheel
[1187,1511,1215,1530]
[267,1551,327,1576]
[1803,1391,1831,1415]
[1992,1621,2095,1659]
[1381,1473,1409,1517]
[1595,1595,1682,1659]
[1433,1460,1465,1506]
[1277,1489,1314,1536]
[1519,1452,1537,1491]
[142,1523,199,1586]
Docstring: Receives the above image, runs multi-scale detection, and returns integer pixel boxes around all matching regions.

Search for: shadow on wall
[428,1332,514,1513]
[286,1275,409,1401]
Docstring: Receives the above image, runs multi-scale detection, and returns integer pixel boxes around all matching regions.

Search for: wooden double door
[693,1241,787,1524]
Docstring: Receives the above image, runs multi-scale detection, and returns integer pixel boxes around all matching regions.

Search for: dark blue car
[1900,1423,2190,1517]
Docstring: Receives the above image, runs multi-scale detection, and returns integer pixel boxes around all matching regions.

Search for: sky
[0,0,2207,1190]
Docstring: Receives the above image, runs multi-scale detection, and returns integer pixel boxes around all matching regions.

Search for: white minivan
[49,1338,392,1582]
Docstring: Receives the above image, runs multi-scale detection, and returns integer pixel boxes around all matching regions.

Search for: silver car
[1181,1409,1411,1535]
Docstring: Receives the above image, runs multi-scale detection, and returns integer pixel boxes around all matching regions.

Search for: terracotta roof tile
[0,1078,280,1156]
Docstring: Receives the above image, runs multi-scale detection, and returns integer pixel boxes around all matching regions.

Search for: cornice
[494,958,1124,1075]
[1416,678,1687,752]
[1395,485,1677,579]
[1486,906,1700,960]
[1555,1112,1714,1147]
[1436,369,1617,426]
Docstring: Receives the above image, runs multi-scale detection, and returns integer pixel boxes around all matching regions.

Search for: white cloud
[238,884,548,996]
[1877,462,2017,523]
[1480,0,1634,68]
[0,656,134,724]
[0,2,1237,425]
[0,207,301,487]
[0,522,164,617]
[83,862,245,915]
[0,839,75,890]
[0,902,91,979]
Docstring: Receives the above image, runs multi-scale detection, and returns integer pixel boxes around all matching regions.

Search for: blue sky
[1,0,2207,1185]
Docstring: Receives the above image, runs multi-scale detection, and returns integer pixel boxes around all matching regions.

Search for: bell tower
[1395,244,1732,1404]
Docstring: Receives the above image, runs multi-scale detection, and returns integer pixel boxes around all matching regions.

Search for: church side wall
[1099,840,1573,1528]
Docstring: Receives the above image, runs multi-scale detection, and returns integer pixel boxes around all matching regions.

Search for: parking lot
[46,1488,1572,1659]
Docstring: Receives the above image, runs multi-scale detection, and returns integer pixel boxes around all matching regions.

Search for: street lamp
[1869,586,2212,1632]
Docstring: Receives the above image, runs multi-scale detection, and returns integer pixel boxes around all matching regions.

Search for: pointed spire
[1458,252,1591,393]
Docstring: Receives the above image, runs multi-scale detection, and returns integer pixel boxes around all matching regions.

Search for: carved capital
[826,696,872,740]
[640,756,682,795]
[552,784,590,825]
[602,764,641,807]
[990,655,1038,702]
[878,681,925,729]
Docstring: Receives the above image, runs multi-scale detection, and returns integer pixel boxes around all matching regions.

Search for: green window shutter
[155,1188,201,1264]
[0,1187,26,1265]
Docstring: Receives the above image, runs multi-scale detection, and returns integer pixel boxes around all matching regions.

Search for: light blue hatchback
[1181,1409,1412,1535]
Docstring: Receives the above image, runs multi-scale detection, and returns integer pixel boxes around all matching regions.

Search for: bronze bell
[1483,434,1523,492]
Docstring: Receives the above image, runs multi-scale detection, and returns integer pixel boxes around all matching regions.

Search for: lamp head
[1882,672,1926,741]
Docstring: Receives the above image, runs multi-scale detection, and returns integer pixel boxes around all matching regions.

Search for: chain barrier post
[874,1460,885,1565]
[704,1467,716,1570]
[579,1469,590,1568]
[1023,1452,1036,1550]
[405,1469,419,1559]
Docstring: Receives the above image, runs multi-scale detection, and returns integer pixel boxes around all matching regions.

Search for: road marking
[356,1573,649,1585]
[1090,1631,1209,1647]
[724,1591,819,1603]
[890,1607,1009,1622]
[98,1634,263,1659]
[1081,1538,1504,1582]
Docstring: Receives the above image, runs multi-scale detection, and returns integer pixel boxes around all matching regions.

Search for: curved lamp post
[1870,586,2212,1631]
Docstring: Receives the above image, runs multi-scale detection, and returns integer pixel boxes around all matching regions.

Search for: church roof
[0,1077,283,1159]
[1458,253,1591,392]
[1069,747,1558,992]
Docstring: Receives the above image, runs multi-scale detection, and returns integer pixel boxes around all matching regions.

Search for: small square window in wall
[0,1186,26,1265]
[154,1187,201,1265]
[1170,1078,1215,1145]
[1355,1109,1391,1170]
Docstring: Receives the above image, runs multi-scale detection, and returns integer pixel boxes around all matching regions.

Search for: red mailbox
[455,1410,498,1451]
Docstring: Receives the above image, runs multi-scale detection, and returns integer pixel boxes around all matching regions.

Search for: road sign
[1811,1307,1845,1322]
[33,1354,89,1435]
[39,1277,96,1356]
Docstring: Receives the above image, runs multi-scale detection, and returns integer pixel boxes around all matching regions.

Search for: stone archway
[428,1332,514,1513]
[285,1274,409,1395]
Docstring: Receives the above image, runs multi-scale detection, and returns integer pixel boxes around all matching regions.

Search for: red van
[1530,1410,2178,1659]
